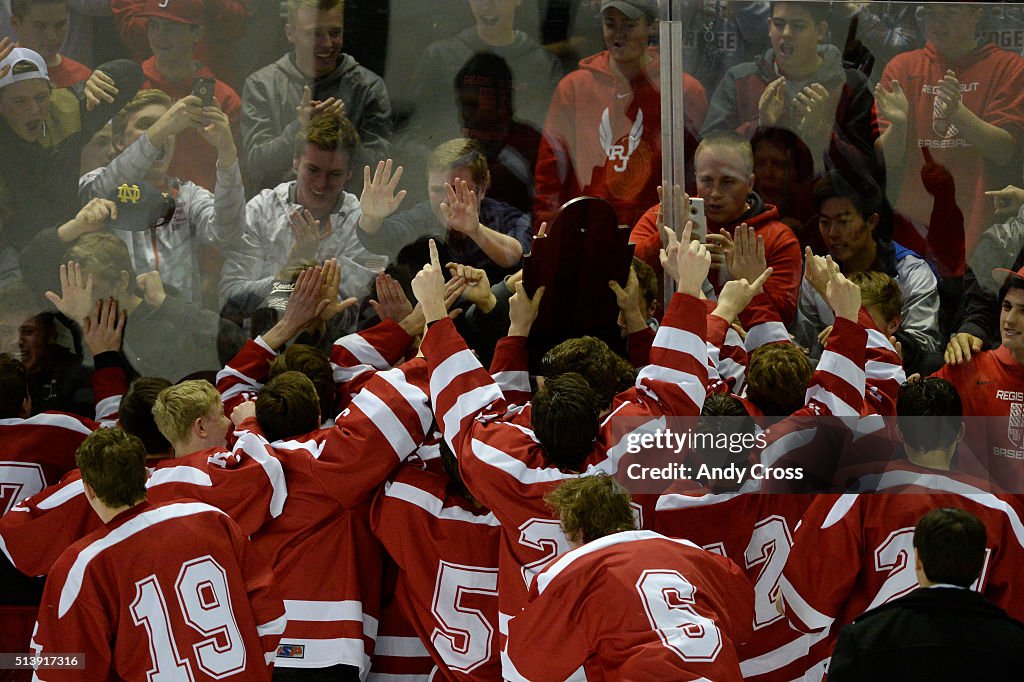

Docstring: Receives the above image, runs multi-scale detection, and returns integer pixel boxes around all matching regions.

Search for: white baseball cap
[0,47,50,90]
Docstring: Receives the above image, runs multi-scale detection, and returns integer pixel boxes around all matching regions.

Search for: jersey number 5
[131,555,246,680]
[430,561,499,673]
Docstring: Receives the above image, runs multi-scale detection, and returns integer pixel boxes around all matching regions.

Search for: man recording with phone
[136,0,241,191]
[630,130,803,324]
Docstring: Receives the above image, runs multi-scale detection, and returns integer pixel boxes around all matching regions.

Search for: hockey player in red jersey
[31,428,286,681]
[412,230,716,657]
[505,475,754,681]
[371,443,502,681]
[778,378,1024,679]
[0,353,96,514]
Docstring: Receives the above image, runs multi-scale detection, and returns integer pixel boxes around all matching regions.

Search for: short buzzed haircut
[287,0,342,23]
[545,475,636,545]
[76,428,148,508]
[695,130,754,175]
[152,380,221,446]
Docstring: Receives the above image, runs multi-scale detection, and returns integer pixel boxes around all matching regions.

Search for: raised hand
[280,265,328,334]
[935,69,962,118]
[318,258,358,322]
[705,227,735,274]
[411,240,448,323]
[370,272,414,322]
[803,246,831,298]
[440,178,481,236]
[508,282,545,338]
[83,297,126,355]
[824,257,861,322]
[985,185,1024,218]
[196,98,236,164]
[675,224,712,297]
[297,85,346,127]
[727,223,767,283]
[659,220,691,282]
[610,267,647,334]
[286,209,321,264]
[84,68,118,112]
[359,160,407,229]
[758,76,787,127]
[46,262,94,320]
[713,268,773,323]
[874,79,908,127]
[447,262,493,310]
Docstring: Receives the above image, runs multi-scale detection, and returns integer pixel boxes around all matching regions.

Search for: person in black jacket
[828,507,1024,681]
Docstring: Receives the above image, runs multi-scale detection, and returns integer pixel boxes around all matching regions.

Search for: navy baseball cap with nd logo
[107,181,176,232]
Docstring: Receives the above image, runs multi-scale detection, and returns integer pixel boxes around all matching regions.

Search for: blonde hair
[695,130,754,176]
[152,380,221,445]
[287,0,342,23]
[427,138,489,186]
[848,271,901,325]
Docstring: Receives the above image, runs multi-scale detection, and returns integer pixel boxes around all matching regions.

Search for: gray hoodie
[241,52,392,193]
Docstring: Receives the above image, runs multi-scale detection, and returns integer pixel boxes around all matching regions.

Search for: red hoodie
[631,194,802,325]
[879,41,1024,274]
[533,49,707,230]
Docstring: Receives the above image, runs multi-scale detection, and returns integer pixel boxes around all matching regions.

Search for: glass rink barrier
[1,2,1024,681]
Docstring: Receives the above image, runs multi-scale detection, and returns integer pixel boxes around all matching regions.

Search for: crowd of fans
[3,0,1024,680]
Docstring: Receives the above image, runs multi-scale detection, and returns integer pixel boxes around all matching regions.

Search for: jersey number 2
[130,555,246,680]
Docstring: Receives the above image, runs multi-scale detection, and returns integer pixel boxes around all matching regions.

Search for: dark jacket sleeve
[75,60,144,138]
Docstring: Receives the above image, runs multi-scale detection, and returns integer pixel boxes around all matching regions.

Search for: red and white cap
[0,47,49,90]
[140,0,203,26]
[993,265,1024,287]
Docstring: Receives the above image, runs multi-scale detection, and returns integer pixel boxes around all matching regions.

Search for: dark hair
[997,275,1024,308]
[914,508,987,587]
[0,353,29,417]
[120,377,173,455]
[751,126,815,180]
[10,0,67,21]
[269,344,335,423]
[532,372,599,471]
[746,344,812,416]
[770,1,830,24]
[439,438,480,506]
[256,371,321,441]
[455,51,514,97]
[897,378,963,452]
[76,428,148,508]
[541,336,636,410]
[812,170,883,222]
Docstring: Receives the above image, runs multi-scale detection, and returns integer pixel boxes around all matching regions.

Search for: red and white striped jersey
[653,492,819,681]
[779,464,1024,678]
[420,292,710,648]
[91,364,129,426]
[504,530,754,682]
[230,356,434,674]
[0,412,96,515]
[0,428,286,578]
[371,463,502,681]
[31,500,286,681]
[746,316,868,492]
